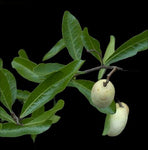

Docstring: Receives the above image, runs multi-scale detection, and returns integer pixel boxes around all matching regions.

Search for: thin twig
[75,65,124,77]
[103,67,118,87]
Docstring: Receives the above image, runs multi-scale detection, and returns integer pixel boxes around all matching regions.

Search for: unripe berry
[91,79,115,108]
[107,102,129,136]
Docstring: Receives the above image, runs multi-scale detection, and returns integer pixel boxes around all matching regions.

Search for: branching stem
[11,111,22,125]
[75,65,124,77]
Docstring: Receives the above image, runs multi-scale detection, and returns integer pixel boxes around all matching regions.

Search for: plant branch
[103,66,118,87]
[11,111,22,125]
[75,65,124,77]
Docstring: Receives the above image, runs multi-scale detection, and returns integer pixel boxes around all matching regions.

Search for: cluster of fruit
[91,79,129,136]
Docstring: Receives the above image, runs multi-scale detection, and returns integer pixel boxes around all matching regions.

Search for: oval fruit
[91,79,115,108]
[107,102,129,136]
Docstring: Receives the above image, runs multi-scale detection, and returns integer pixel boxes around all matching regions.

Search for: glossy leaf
[102,114,111,136]
[42,39,65,61]
[0,107,16,123]
[34,63,64,76]
[62,11,83,60]
[0,69,17,111]
[69,79,94,103]
[18,49,29,59]
[98,35,115,79]
[103,35,115,63]
[105,30,148,65]
[0,120,52,137]
[25,100,64,126]
[20,60,84,118]
[82,27,102,63]
[12,57,45,83]
[69,79,116,114]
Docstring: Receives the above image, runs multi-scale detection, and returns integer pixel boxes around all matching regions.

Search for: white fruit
[91,79,115,108]
[107,102,129,137]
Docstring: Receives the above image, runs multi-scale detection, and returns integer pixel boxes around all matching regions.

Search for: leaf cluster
[0,11,148,140]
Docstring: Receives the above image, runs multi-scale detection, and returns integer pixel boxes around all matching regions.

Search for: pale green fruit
[91,79,115,108]
[107,102,129,137]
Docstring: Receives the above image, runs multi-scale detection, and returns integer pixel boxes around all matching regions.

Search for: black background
[0,1,147,149]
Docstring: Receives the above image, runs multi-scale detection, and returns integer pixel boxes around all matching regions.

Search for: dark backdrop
[0,1,147,149]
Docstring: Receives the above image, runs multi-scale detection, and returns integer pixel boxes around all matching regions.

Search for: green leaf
[17,89,30,103]
[105,30,148,65]
[103,35,115,63]
[33,63,64,76]
[18,49,29,59]
[98,35,115,80]
[69,79,116,114]
[0,58,3,69]
[20,60,84,118]
[82,27,102,63]
[98,100,116,114]
[0,107,16,123]
[0,120,52,137]
[12,57,45,83]
[24,100,64,126]
[102,114,111,136]
[0,69,17,111]
[42,39,65,61]
[69,79,94,103]
[62,11,83,60]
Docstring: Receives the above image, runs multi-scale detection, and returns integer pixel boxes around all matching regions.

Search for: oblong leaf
[20,60,84,118]
[62,11,83,60]
[0,69,17,111]
[105,30,148,65]
[25,100,64,126]
[42,39,65,61]
[12,57,45,83]
[33,63,64,76]
[82,27,102,63]
[0,121,52,137]
[0,107,16,124]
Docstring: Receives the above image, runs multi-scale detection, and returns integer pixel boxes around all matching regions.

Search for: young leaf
[98,35,115,79]
[62,11,83,60]
[105,30,148,65]
[20,60,84,118]
[17,89,30,103]
[18,49,29,59]
[24,100,64,126]
[0,69,17,111]
[103,35,115,63]
[12,57,45,83]
[0,120,52,137]
[42,39,65,61]
[82,27,102,63]
[102,114,111,136]
[33,63,65,76]
[0,107,16,124]
[69,79,116,114]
